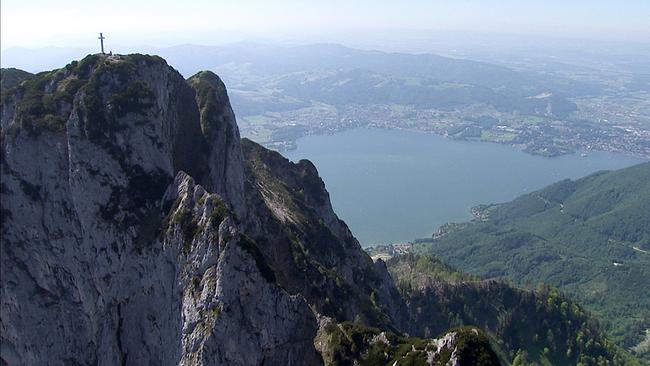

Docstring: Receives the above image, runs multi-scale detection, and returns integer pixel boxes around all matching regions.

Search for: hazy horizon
[2,0,649,52]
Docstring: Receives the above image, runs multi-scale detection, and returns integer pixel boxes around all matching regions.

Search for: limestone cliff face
[166,173,321,366]
[1,54,314,365]
[240,140,409,331]
[0,55,498,365]
[187,71,245,218]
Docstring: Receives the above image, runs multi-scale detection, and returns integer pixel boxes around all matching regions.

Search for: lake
[283,128,646,246]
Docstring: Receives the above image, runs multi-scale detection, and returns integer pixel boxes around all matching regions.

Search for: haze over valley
[4,41,650,159]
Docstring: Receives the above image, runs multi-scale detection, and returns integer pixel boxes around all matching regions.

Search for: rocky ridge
[0,54,498,365]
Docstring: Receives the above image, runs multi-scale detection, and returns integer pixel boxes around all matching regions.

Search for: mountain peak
[0,53,422,365]
[3,52,638,365]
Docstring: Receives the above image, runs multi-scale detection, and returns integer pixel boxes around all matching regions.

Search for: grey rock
[0,53,495,366]
[0,54,319,365]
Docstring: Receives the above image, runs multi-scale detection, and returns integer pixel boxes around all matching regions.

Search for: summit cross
[98,33,105,54]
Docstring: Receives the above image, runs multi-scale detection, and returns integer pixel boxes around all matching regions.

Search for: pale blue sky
[2,0,649,49]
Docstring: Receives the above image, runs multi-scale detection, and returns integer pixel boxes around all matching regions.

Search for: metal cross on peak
[98,33,106,54]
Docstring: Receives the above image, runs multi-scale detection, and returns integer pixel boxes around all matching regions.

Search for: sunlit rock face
[0,54,498,366]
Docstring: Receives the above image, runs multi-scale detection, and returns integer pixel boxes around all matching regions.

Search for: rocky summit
[0,54,500,365]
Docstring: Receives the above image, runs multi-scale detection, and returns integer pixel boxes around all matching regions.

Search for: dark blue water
[284,128,646,246]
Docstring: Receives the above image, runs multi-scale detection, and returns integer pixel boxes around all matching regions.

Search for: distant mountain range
[160,43,582,118]
[5,43,650,158]
[1,43,585,117]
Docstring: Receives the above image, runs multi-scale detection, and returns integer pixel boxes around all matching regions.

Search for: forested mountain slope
[420,162,650,359]
[387,254,641,365]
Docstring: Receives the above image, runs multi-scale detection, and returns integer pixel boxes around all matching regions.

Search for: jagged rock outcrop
[314,318,500,365]
[0,54,316,365]
[166,173,321,366]
[240,139,409,331]
[1,54,499,365]
[187,71,245,217]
